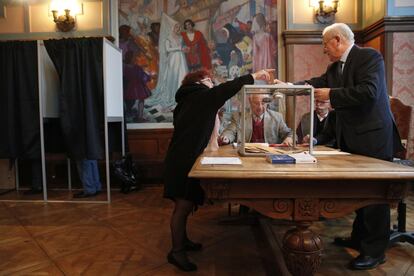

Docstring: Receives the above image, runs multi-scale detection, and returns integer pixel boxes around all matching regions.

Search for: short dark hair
[183,19,195,30]
[119,25,131,38]
[181,70,210,86]
[150,22,160,31]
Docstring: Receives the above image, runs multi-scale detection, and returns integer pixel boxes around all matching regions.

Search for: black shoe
[167,250,197,272]
[73,192,97,198]
[23,188,43,195]
[184,240,202,251]
[333,237,360,250]
[350,254,386,270]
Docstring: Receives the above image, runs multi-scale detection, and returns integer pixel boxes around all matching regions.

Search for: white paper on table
[289,152,317,163]
[201,157,242,165]
[312,150,351,156]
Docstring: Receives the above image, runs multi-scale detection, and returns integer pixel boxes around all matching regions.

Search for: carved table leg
[282,221,323,276]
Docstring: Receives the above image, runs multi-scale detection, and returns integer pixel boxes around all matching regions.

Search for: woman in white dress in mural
[251,13,276,72]
[146,13,188,112]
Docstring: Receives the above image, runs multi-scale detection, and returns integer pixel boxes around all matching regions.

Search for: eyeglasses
[323,36,339,49]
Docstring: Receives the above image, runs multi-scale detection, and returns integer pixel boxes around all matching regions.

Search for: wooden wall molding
[282,31,323,45]
[362,16,414,43]
[282,30,365,46]
[282,16,414,48]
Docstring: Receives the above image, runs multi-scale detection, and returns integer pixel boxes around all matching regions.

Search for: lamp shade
[50,0,81,16]
[309,0,337,8]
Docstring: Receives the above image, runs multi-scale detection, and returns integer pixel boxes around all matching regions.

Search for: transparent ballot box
[238,84,314,156]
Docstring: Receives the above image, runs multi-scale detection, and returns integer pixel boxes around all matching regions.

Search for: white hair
[322,23,355,44]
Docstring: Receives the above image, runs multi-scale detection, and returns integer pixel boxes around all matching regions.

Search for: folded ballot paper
[266,151,317,164]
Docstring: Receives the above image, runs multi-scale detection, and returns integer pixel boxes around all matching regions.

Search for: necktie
[337,61,344,75]
[336,61,344,84]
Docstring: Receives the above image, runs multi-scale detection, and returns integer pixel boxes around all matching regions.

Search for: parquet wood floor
[0,187,413,275]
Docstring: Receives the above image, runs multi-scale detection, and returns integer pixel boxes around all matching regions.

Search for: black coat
[164,74,254,204]
[306,45,403,160]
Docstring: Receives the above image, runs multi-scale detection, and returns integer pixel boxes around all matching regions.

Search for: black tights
[170,198,194,251]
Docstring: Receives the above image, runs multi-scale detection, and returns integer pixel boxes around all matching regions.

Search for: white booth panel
[103,39,124,118]
[39,41,60,118]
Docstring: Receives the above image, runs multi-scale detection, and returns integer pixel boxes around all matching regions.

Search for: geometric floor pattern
[0,187,413,275]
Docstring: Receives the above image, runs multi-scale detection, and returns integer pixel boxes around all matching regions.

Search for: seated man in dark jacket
[297,99,334,146]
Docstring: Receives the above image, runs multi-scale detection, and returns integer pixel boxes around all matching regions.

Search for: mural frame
[119,0,282,129]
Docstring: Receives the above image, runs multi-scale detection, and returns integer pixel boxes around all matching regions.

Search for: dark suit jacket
[305,45,402,160]
[314,110,337,147]
[297,110,331,144]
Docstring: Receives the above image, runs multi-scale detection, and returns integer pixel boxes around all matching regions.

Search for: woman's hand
[273,79,286,84]
[251,69,275,83]
[218,135,230,146]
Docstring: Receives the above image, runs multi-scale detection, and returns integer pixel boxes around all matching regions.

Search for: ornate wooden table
[189,145,414,276]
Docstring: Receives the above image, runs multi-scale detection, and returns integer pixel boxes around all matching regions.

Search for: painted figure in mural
[235,18,253,38]
[252,13,276,72]
[147,22,161,47]
[146,13,188,111]
[119,25,144,61]
[224,24,243,65]
[123,51,152,123]
[181,19,212,72]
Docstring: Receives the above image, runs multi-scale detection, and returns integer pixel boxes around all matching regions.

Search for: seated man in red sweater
[219,93,293,145]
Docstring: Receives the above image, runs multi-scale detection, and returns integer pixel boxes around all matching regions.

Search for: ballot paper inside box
[238,84,314,156]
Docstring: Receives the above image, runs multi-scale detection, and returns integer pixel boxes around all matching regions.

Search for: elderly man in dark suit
[276,23,403,270]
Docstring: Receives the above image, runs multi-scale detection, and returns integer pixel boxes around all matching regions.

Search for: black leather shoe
[333,237,360,250]
[23,188,43,195]
[73,192,97,198]
[167,250,197,272]
[350,254,386,270]
[184,240,202,251]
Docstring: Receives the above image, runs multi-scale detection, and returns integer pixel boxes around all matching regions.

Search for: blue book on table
[266,154,296,164]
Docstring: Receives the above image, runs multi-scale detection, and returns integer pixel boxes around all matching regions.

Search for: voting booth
[10,38,124,203]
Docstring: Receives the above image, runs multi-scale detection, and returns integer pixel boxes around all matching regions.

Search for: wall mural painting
[119,0,278,124]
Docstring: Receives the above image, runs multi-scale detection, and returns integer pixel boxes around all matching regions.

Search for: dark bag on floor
[112,154,141,193]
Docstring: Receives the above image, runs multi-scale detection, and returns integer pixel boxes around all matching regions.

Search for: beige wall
[363,0,386,28]
[292,0,359,25]
[288,0,361,30]
[0,0,109,40]
[0,5,25,34]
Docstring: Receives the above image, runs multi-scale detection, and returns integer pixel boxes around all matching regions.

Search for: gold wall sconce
[50,0,82,32]
[311,0,339,24]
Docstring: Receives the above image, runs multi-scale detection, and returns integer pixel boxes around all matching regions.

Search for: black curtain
[0,41,40,159]
[44,38,104,160]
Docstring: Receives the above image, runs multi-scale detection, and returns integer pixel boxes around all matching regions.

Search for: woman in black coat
[164,69,272,271]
